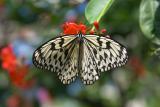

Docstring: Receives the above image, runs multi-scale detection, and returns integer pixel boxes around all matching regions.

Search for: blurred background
[0,0,160,107]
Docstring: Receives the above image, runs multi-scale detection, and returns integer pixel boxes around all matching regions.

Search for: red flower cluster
[62,21,107,35]
[0,45,33,89]
[62,22,87,35]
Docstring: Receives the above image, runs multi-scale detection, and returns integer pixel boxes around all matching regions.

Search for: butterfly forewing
[33,35,79,84]
[83,35,128,73]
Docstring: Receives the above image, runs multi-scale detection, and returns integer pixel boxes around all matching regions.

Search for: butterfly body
[33,34,128,85]
[78,39,83,73]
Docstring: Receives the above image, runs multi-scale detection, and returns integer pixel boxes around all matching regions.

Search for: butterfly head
[77,32,84,43]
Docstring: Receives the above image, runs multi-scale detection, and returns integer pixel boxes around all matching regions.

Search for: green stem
[90,0,114,31]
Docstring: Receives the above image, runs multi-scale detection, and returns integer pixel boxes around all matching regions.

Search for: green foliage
[85,0,114,24]
[139,0,160,39]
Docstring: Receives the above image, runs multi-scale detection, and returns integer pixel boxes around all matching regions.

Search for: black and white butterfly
[32,34,128,85]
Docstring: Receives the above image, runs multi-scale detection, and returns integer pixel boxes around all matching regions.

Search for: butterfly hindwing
[33,35,79,84]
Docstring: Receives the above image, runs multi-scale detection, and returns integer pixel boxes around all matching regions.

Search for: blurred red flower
[62,22,87,35]
[90,30,95,34]
[0,45,33,89]
[101,29,107,34]
[93,21,99,30]
[129,56,146,77]
[0,45,17,71]
[6,94,20,107]
[9,65,34,89]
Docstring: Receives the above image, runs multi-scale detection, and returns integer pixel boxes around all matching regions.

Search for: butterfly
[32,33,128,85]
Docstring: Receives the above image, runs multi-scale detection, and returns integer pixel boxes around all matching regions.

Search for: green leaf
[139,0,160,39]
[85,0,115,24]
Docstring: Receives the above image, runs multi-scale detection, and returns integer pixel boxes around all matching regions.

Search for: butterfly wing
[32,35,79,84]
[80,35,128,85]
[80,39,100,85]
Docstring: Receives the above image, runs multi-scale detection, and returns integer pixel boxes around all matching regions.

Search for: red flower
[0,45,33,89]
[62,22,86,35]
[129,56,146,77]
[0,45,17,71]
[6,94,21,107]
[101,29,107,34]
[93,21,99,30]
[9,65,34,89]
[90,30,95,34]
[62,21,107,35]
